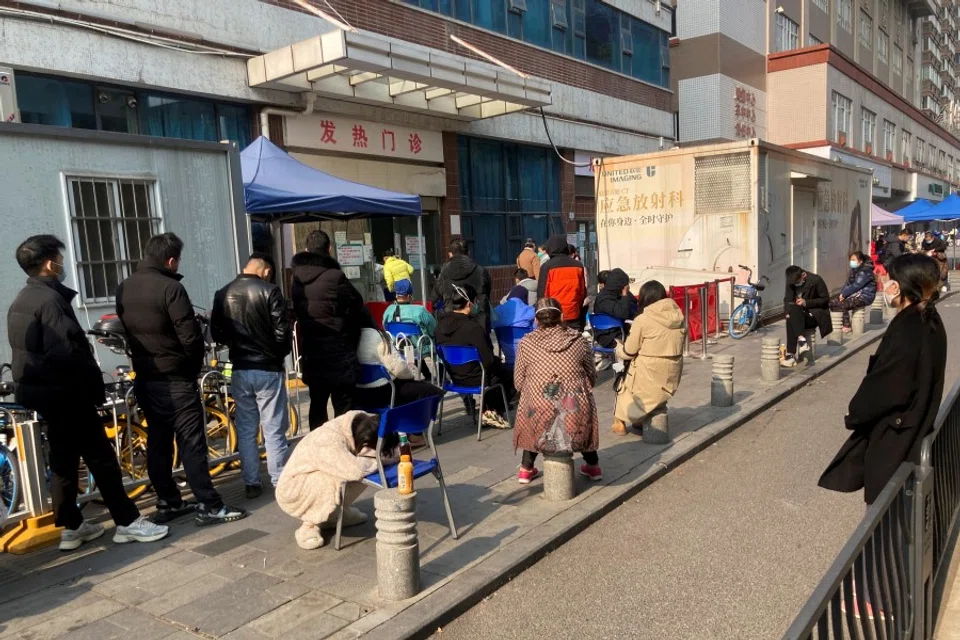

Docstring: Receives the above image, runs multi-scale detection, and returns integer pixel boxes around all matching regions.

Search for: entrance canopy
[241,136,421,221]
[895,198,933,222]
[870,204,904,226]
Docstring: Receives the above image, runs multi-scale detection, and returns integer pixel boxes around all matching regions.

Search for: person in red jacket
[537,235,587,331]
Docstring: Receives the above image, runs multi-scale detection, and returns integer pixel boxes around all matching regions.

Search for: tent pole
[273,220,286,297]
[418,214,427,306]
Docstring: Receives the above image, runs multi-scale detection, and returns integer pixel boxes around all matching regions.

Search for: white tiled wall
[679,73,767,142]
[605,0,673,33]
[677,0,766,55]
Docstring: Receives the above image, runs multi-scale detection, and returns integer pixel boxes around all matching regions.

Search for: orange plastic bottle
[397,434,414,495]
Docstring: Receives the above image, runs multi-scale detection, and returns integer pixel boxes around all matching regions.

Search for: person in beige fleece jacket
[275,411,398,550]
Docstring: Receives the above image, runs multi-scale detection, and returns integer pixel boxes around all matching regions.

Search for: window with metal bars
[66,177,161,303]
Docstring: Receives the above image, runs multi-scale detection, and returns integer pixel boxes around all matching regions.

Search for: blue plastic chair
[353,364,395,413]
[384,321,436,382]
[435,344,511,441]
[493,325,533,368]
[334,396,458,550]
[587,313,626,355]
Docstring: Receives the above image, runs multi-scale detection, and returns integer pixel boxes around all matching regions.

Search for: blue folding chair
[435,344,511,441]
[353,364,396,413]
[334,396,457,550]
[587,313,626,356]
[384,321,436,382]
[493,325,532,368]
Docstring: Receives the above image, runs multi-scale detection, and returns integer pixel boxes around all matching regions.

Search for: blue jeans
[232,369,289,487]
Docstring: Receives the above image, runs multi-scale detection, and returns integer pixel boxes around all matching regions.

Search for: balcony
[908,0,939,18]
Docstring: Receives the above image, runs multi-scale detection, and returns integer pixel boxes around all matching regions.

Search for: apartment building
[919,1,959,131]
[672,0,957,207]
[0,0,676,295]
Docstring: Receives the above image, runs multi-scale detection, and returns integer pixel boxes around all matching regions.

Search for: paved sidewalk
[0,318,887,640]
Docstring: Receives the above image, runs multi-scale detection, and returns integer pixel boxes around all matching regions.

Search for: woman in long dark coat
[819,253,947,505]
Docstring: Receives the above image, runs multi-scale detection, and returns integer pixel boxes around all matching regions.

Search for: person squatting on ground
[291,230,366,430]
[211,252,292,500]
[513,298,601,484]
[116,232,246,526]
[828,251,877,333]
[276,411,398,550]
[436,283,514,430]
[8,235,169,549]
[612,281,685,436]
[781,265,833,368]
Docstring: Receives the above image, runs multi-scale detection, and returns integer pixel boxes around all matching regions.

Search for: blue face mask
[849,260,859,269]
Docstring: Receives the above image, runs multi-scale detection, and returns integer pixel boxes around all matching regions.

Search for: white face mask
[849,260,859,269]
[883,282,900,308]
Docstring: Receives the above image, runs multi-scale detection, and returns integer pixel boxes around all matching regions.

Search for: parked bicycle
[729,265,770,339]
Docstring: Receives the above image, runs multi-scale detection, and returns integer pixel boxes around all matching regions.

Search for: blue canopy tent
[910,193,960,222]
[895,198,933,222]
[240,136,426,298]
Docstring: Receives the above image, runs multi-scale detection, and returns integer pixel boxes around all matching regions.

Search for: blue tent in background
[912,193,960,221]
[240,136,422,221]
[896,198,934,222]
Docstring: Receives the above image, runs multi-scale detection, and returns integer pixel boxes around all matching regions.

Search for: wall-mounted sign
[286,114,444,163]
[733,86,757,139]
[336,244,364,266]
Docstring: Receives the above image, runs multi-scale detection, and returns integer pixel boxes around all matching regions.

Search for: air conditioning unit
[508,0,527,14]
[0,67,19,123]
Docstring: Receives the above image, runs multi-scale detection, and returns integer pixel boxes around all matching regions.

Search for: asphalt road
[438,301,960,640]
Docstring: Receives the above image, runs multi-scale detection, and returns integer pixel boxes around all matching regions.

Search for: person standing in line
[8,235,169,549]
[292,230,366,430]
[537,235,587,331]
[780,265,833,368]
[382,248,414,301]
[211,253,292,500]
[516,238,541,281]
[513,298,600,484]
[434,239,492,332]
[116,232,246,526]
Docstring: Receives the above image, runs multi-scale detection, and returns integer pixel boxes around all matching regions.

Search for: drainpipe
[258,92,317,139]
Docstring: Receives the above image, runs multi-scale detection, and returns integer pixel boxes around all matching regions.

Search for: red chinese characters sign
[286,114,443,163]
[733,86,757,139]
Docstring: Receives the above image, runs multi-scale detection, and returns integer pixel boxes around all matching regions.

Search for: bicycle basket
[733,284,758,300]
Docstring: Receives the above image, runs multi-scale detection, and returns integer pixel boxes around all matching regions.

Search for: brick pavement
[0,319,885,639]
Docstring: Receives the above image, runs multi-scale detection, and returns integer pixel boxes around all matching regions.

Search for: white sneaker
[796,340,810,357]
[781,356,797,368]
[60,521,105,551]
[113,516,169,544]
[595,357,613,372]
[295,522,324,550]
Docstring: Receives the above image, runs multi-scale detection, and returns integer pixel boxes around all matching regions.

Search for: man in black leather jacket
[211,253,291,499]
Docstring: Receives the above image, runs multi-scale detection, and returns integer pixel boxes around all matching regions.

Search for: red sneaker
[580,464,603,481]
[518,467,540,484]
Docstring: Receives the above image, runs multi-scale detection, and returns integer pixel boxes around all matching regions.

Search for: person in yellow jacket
[383,249,414,299]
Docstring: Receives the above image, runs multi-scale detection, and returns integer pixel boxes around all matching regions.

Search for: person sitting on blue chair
[382,279,436,340]
[500,268,537,306]
[436,283,514,429]
[591,268,636,371]
[353,323,443,410]
[492,295,535,368]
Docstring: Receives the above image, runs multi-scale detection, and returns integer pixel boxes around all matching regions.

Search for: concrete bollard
[828,310,844,346]
[710,355,734,407]
[850,309,865,337]
[375,489,420,601]
[761,336,781,382]
[542,452,576,501]
[869,298,884,326]
[642,406,670,444]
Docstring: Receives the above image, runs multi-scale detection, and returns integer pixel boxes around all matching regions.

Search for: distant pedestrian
[921,230,949,289]
[612,281,685,436]
[513,298,600,484]
[538,235,587,331]
[117,232,246,526]
[880,228,911,273]
[781,265,832,367]
[211,253,292,500]
[820,253,947,505]
[516,238,541,280]
[382,248,414,301]
[502,268,537,306]
[291,230,366,429]
[9,235,168,549]
[828,251,877,333]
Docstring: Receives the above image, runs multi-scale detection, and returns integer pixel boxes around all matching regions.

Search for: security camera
[0,74,8,85]
[126,96,137,109]
[98,92,109,104]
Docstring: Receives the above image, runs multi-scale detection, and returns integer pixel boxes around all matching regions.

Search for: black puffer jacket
[435,255,492,317]
[592,268,635,348]
[7,277,105,408]
[116,258,206,382]
[290,251,365,384]
[211,274,291,372]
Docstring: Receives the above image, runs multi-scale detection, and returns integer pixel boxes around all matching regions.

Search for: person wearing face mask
[819,253,947,507]
[781,265,833,367]
[117,233,247,527]
[7,235,170,550]
[211,253,292,500]
[828,251,877,333]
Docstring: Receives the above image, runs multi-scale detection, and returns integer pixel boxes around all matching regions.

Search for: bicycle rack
[0,419,60,554]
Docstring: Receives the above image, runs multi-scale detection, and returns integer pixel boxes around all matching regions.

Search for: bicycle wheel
[115,421,151,500]
[204,407,236,477]
[0,444,19,517]
[729,302,757,339]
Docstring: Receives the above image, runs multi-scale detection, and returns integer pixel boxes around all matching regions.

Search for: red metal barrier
[669,277,734,342]
[365,301,433,330]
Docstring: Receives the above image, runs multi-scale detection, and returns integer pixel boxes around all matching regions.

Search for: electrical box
[0,67,20,123]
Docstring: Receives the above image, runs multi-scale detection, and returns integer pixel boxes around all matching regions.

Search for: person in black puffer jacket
[591,268,636,371]
[291,231,366,430]
[434,239,492,332]
[211,252,291,497]
[828,251,878,332]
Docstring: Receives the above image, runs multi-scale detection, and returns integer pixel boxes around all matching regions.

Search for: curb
[361,326,889,640]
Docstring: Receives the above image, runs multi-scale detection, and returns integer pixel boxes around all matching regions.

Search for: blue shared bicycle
[729,265,770,339]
